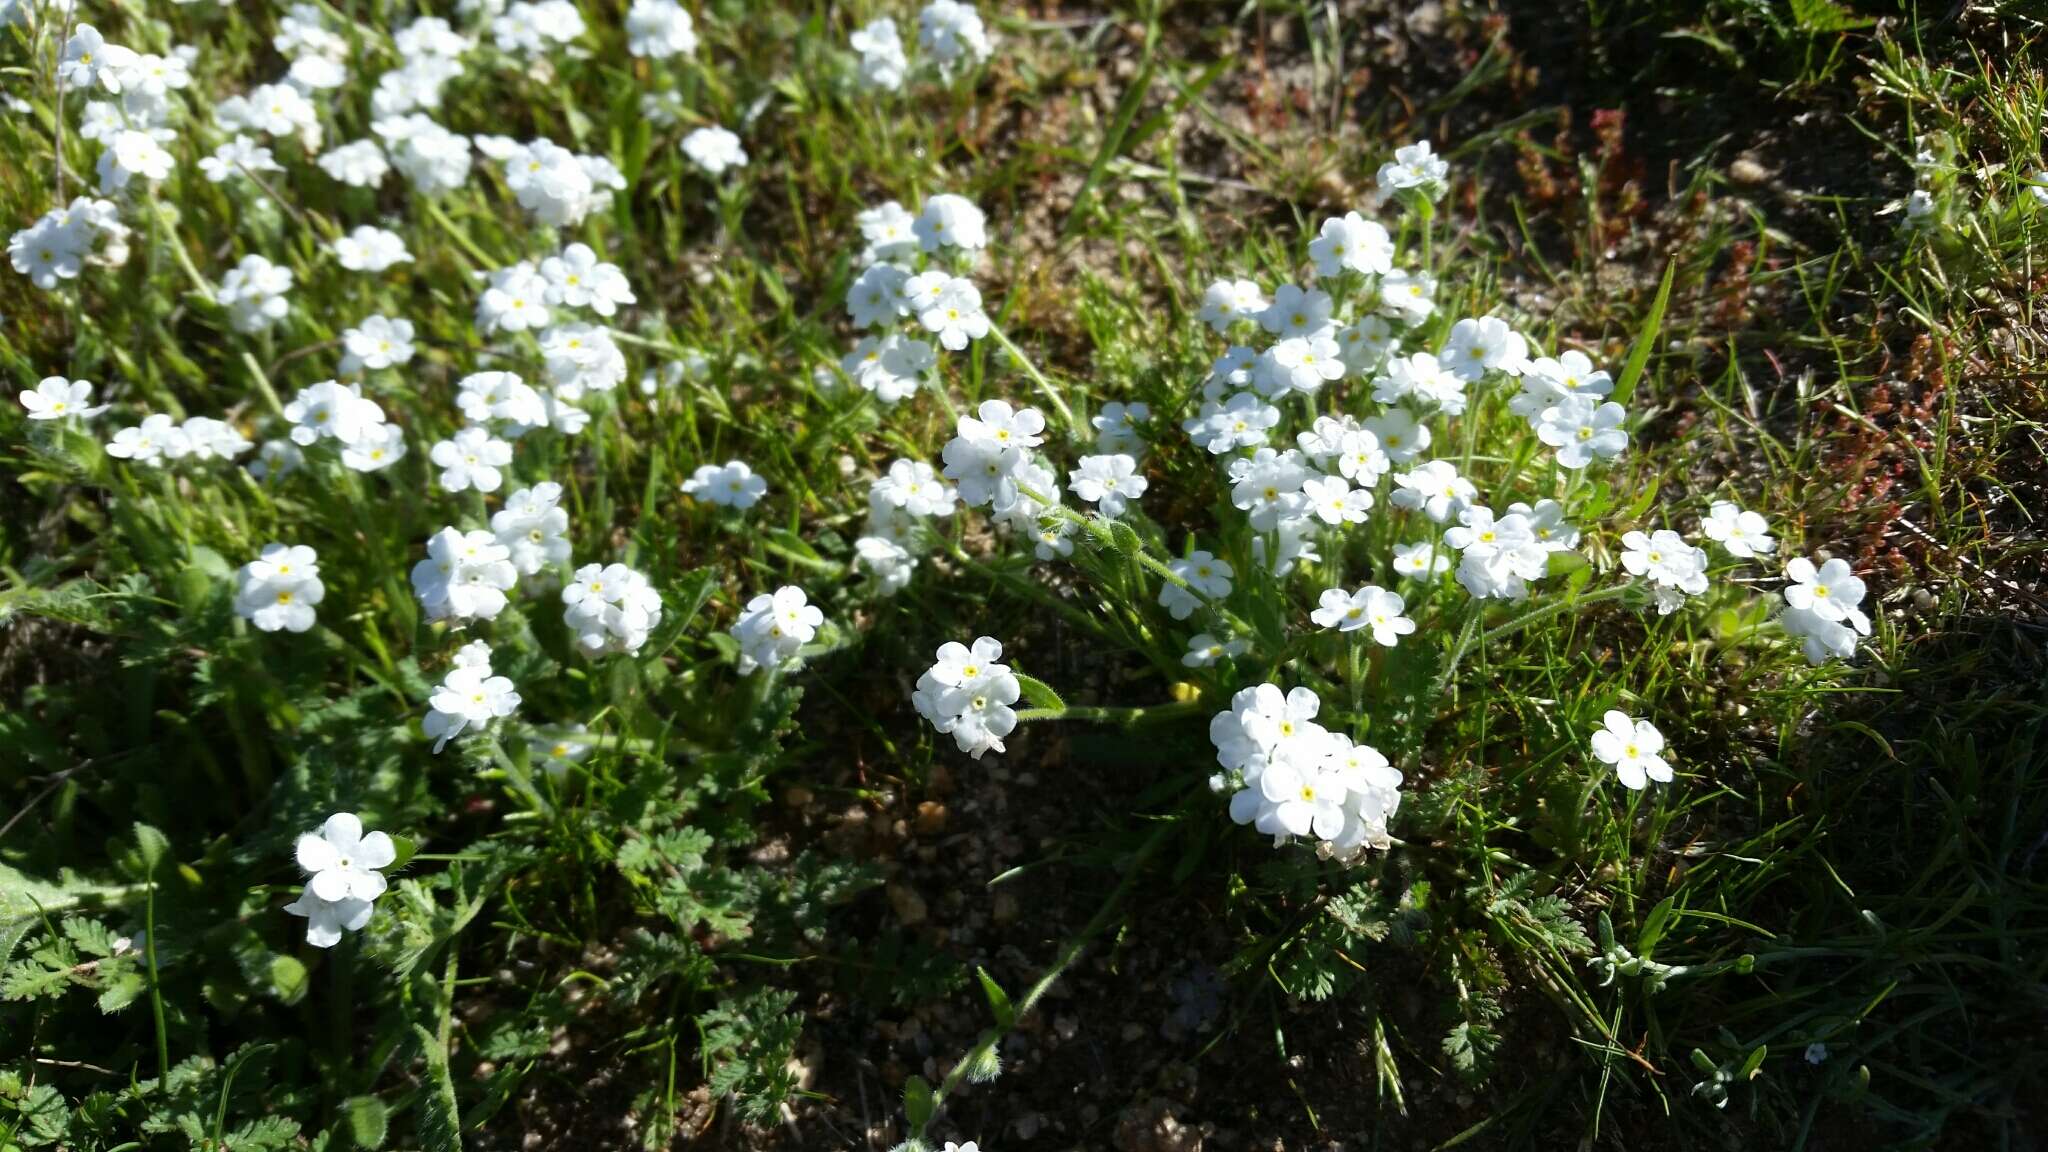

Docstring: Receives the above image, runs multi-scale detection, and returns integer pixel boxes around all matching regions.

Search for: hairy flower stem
[986,323,1076,432]
[1015,698,1204,725]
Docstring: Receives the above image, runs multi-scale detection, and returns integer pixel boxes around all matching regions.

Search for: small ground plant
[3,1,2044,1149]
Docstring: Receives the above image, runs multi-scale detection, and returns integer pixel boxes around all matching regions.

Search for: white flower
[1197,278,1268,333]
[1513,349,1612,418]
[253,436,309,477]
[1228,448,1312,530]
[842,332,934,403]
[1210,684,1401,853]
[491,0,586,55]
[332,225,411,272]
[539,324,627,398]
[431,426,513,493]
[912,637,1020,760]
[914,274,990,350]
[1183,392,1280,455]
[373,113,471,192]
[1376,139,1449,198]
[1308,211,1393,278]
[61,26,139,94]
[234,543,325,632]
[625,0,696,58]
[539,243,636,315]
[340,423,408,472]
[180,417,253,462]
[562,562,663,655]
[97,129,175,193]
[1620,530,1709,610]
[917,0,992,72]
[216,255,293,334]
[19,377,107,421]
[477,263,552,334]
[491,482,572,575]
[456,371,548,432]
[1392,540,1451,577]
[872,458,957,517]
[1446,506,1548,602]
[224,83,323,149]
[1335,315,1398,376]
[1068,453,1146,518]
[531,726,593,775]
[340,314,416,373]
[1259,284,1333,337]
[856,200,918,264]
[681,460,770,509]
[1700,501,1775,559]
[1363,408,1429,463]
[1782,557,1865,623]
[285,380,385,447]
[1158,550,1232,620]
[1389,460,1475,523]
[915,192,989,252]
[942,400,1044,504]
[856,535,918,594]
[1311,585,1413,646]
[1202,346,1257,399]
[499,138,604,226]
[411,527,519,621]
[105,414,188,465]
[284,886,375,948]
[1377,268,1436,324]
[731,586,823,674]
[295,812,395,903]
[199,135,282,184]
[847,263,911,329]
[1090,401,1149,454]
[682,126,747,175]
[1182,633,1248,667]
[1256,334,1345,396]
[850,19,908,91]
[1590,710,1672,790]
[1511,499,1580,552]
[1332,429,1389,487]
[1299,473,1373,525]
[1537,395,1629,468]
[424,660,521,752]
[1371,351,1466,414]
[1442,317,1529,381]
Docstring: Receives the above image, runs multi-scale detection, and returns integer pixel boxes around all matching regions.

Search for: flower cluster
[284,813,397,947]
[1781,557,1871,664]
[841,192,991,403]
[911,637,1021,760]
[423,640,521,753]
[848,1,991,91]
[1209,685,1403,858]
[856,458,957,594]
[730,586,824,675]
[681,460,769,510]
[412,527,519,622]
[562,562,663,656]
[7,197,130,289]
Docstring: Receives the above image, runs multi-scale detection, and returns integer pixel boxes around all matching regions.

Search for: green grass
[2,2,2045,1150]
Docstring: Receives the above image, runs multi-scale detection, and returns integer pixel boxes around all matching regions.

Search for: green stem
[1015,699,1204,725]
[144,875,170,1089]
[986,323,1077,432]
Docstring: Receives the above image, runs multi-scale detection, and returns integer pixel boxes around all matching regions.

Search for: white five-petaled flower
[1308,211,1394,279]
[1536,395,1629,468]
[911,636,1021,760]
[430,426,513,493]
[1311,585,1414,647]
[1068,453,1147,518]
[682,460,769,509]
[19,377,108,421]
[1590,710,1672,791]
[234,543,326,633]
[1700,501,1775,559]
[731,585,824,674]
[682,125,747,175]
[295,812,396,903]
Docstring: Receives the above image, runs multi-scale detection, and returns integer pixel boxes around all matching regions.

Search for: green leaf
[975,967,1015,1029]
[1739,1044,1770,1080]
[902,1074,934,1131]
[388,835,418,873]
[343,1095,390,1150]
[1789,0,1874,31]
[1638,896,1676,954]
[268,954,309,1005]
[1611,259,1673,405]
[133,822,171,876]
[1012,673,1065,714]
